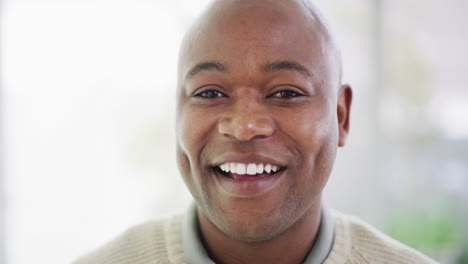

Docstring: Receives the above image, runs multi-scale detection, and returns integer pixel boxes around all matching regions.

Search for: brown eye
[194,90,225,99]
[271,90,304,99]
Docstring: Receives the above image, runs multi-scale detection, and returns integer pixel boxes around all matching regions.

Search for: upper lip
[210,153,287,167]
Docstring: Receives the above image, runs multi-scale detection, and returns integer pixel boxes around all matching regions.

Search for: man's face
[176,2,348,242]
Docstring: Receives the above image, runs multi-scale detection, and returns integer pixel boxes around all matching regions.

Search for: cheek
[176,106,220,182]
[276,101,338,186]
[177,107,210,161]
[303,117,338,191]
[176,108,208,203]
[277,101,338,152]
[176,146,192,186]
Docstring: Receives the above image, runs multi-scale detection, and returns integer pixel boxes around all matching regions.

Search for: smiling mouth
[212,162,286,181]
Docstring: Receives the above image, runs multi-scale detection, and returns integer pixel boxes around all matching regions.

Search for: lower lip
[214,169,284,197]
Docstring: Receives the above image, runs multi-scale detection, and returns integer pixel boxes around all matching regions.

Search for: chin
[206,200,296,243]
[218,216,284,243]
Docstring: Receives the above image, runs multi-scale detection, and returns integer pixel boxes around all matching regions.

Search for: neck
[198,204,322,264]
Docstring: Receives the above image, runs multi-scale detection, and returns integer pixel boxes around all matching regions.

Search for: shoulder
[326,210,438,264]
[73,215,184,264]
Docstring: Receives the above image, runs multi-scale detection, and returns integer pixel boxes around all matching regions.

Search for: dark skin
[176,0,352,263]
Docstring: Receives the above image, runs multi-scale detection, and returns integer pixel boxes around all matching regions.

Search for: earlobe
[337,84,353,147]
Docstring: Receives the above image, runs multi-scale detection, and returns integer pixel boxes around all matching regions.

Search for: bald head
[177,0,342,92]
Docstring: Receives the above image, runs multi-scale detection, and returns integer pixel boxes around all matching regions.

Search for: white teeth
[230,163,237,173]
[236,163,246,175]
[246,163,257,175]
[218,162,281,175]
[256,163,264,174]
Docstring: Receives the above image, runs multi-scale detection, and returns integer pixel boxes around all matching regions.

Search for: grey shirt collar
[182,204,334,264]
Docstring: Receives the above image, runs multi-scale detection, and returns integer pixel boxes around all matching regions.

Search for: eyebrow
[261,60,313,77]
[188,61,228,78]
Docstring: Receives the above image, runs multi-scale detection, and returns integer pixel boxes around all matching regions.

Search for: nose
[218,97,275,141]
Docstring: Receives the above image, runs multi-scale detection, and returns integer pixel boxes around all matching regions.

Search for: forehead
[179,0,329,80]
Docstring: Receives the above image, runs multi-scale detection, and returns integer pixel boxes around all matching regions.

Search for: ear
[337,84,353,147]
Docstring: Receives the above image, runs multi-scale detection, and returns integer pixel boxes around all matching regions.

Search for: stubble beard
[198,167,311,244]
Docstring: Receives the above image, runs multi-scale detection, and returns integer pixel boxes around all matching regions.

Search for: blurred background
[1,0,467,263]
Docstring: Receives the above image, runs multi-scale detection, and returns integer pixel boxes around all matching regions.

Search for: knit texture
[74,211,437,264]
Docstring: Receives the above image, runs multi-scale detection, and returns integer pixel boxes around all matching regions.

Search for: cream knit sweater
[74,211,437,264]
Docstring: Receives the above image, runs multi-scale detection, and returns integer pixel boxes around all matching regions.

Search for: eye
[269,89,305,99]
[193,89,226,99]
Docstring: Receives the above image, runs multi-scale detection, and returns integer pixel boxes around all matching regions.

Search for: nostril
[218,116,275,141]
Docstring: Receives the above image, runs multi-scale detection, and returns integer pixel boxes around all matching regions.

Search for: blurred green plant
[386,201,466,262]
